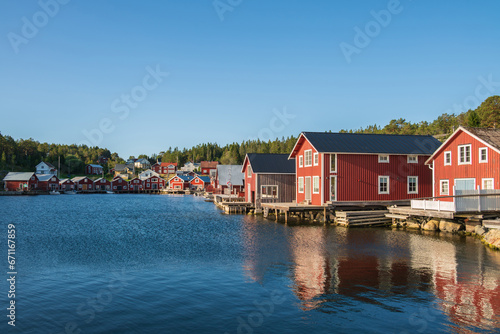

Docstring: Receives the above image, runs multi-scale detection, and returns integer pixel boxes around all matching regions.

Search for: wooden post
[285,211,288,224]
[276,209,279,222]
[323,207,327,224]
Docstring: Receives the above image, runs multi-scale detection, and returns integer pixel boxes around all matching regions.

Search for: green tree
[467,109,481,127]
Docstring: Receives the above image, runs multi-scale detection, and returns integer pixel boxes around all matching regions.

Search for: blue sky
[1,0,500,158]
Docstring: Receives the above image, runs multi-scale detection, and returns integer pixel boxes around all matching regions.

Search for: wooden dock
[336,210,391,227]
[387,206,455,219]
[261,202,329,224]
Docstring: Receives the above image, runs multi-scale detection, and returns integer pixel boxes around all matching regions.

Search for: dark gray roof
[301,132,441,155]
[246,154,295,174]
[464,127,500,151]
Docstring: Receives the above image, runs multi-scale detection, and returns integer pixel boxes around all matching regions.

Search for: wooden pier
[261,202,329,224]
[336,210,391,227]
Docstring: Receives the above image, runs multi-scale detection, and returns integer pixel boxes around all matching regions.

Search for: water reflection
[242,219,500,332]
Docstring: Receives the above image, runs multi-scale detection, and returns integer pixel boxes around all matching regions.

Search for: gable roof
[3,172,36,182]
[425,126,500,164]
[71,176,91,183]
[160,162,177,167]
[59,178,74,184]
[216,165,244,186]
[289,132,442,158]
[192,175,211,183]
[37,174,59,182]
[94,178,110,183]
[200,161,218,169]
[87,164,103,168]
[243,154,295,174]
[36,161,56,169]
[173,175,193,182]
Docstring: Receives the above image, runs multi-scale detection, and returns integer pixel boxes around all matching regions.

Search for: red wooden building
[59,179,75,191]
[169,175,192,190]
[85,164,104,175]
[94,177,112,191]
[72,176,94,191]
[425,126,500,201]
[129,177,144,191]
[215,165,245,195]
[152,162,177,175]
[3,172,38,191]
[37,174,60,191]
[112,177,129,192]
[200,161,218,177]
[288,132,442,206]
[242,153,296,209]
[143,176,166,190]
[190,175,211,190]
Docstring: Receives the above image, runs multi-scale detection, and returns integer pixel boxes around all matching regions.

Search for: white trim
[313,152,319,166]
[330,175,337,202]
[320,153,324,205]
[299,156,303,168]
[330,154,337,173]
[261,185,278,199]
[444,151,452,166]
[458,144,472,165]
[407,176,418,194]
[407,155,418,164]
[482,178,494,190]
[378,175,389,194]
[479,147,488,163]
[440,179,449,195]
[288,133,320,160]
[304,150,313,167]
[298,177,304,193]
[378,155,389,163]
[313,176,320,194]
[305,176,311,201]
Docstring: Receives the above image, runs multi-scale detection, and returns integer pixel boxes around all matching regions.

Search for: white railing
[411,199,455,212]
[411,188,500,213]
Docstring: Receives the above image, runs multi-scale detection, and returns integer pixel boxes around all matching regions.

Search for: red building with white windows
[3,172,39,191]
[425,126,500,201]
[72,176,94,191]
[190,175,211,190]
[288,132,441,206]
[152,162,177,175]
[143,176,166,190]
[112,177,129,192]
[200,161,218,177]
[59,179,75,191]
[37,174,60,191]
[85,164,104,175]
[169,175,192,190]
[129,177,144,191]
[94,178,111,191]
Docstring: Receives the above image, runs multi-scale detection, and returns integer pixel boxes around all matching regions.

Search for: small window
[408,176,418,194]
[444,151,451,166]
[440,180,449,195]
[330,154,337,173]
[407,155,418,164]
[378,176,389,194]
[482,178,494,190]
[378,155,389,163]
[313,153,319,166]
[304,150,312,167]
[261,185,278,199]
[299,156,303,168]
[298,177,304,193]
[313,176,320,194]
[458,145,471,164]
[479,147,488,163]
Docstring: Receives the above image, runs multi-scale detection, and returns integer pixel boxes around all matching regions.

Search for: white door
[305,177,311,201]
[455,178,475,191]
[330,176,337,202]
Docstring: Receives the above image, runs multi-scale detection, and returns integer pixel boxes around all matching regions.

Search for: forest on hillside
[1,95,499,173]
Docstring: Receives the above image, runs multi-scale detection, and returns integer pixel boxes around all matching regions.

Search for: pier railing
[411,189,500,213]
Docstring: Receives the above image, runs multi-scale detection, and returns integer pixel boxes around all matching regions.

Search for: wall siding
[256,174,296,209]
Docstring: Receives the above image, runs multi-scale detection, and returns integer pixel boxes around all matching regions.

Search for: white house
[139,169,160,180]
[134,158,151,169]
[35,161,57,175]
[181,162,200,172]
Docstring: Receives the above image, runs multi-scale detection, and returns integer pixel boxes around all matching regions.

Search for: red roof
[200,161,218,169]
[160,162,177,167]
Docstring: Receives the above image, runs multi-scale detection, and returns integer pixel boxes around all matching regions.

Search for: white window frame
[330,154,337,173]
[247,166,252,177]
[304,150,312,167]
[479,147,488,163]
[444,151,451,166]
[407,176,418,194]
[313,176,320,194]
[378,155,389,163]
[407,155,418,164]
[261,185,278,199]
[313,152,319,166]
[458,144,472,165]
[299,156,303,168]
[482,178,494,190]
[378,176,389,194]
[440,180,449,195]
[298,177,304,193]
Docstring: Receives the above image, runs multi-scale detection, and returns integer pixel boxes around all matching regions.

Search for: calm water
[1,195,499,333]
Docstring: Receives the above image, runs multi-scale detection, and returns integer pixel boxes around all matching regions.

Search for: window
[408,176,418,194]
[479,147,488,163]
[313,176,320,194]
[407,155,418,164]
[313,153,319,166]
[298,177,304,193]
[458,145,471,164]
[482,178,494,190]
[299,156,303,168]
[247,166,252,177]
[440,180,449,195]
[378,176,389,194]
[304,150,312,167]
[330,154,337,173]
[444,151,451,166]
[378,155,389,163]
[261,185,278,198]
